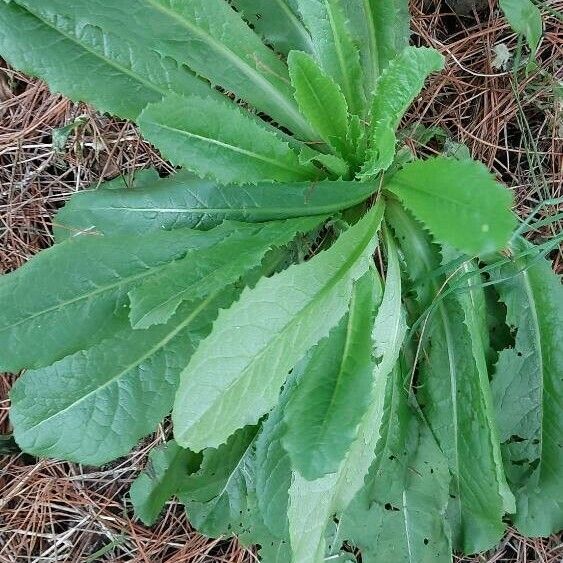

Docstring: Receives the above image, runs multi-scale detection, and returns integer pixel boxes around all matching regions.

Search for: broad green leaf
[139,94,320,185]
[128,217,324,329]
[296,0,366,116]
[499,0,543,57]
[173,201,385,451]
[10,290,236,465]
[384,157,516,255]
[343,0,411,96]
[454,258,515,515]
[130,441,201,526]
[389,206,506,553]
[0,1,216,120]
[13,0,314,138]
[0,229,224,372]
[339,366,452,563]
[282,271,378,480]
[359,47,444,176]
[179,425,258,536]
[54,173,375,240]
[288,51,351,159]
[285,238,406,562]
[490,238,563,536]
[231,0,313,55]
[298,146,350,178]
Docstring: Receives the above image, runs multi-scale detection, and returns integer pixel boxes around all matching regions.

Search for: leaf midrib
[273,0,314,52]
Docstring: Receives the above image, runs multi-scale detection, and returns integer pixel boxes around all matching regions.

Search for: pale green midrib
[274,0,315,52]
[361,0,378,90]
[323,0,358,115]
[1,256,182,334]
[144,121,312,179]
[402,489,415,562]
[460,261,511,509]
[70,196,370,216]
[293,57,347,154]
[178,206,382,441]
[19,5,169,98]
[145,0,312,138]
[21,293,219,434]
[203,438,255,506]
[520,265,545,477]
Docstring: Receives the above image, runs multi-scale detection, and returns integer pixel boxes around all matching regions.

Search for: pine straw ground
[0,1,561,561]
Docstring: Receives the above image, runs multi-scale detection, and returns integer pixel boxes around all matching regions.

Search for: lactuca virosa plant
[0,0,561,560]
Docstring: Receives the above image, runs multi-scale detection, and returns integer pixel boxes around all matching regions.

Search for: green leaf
[130,441,201,526]
[12,0,314,138]
[283,271,379,480]
[254,360,308,538]
[0,229,223,372]
[54,173,375,241]
[285,236,406,562]
[178,425,292,559]
[128,217,324,329]
[10,291,236,465]
[490,238,563,536]
[231,0,313,55]
[339,366,452,563]
[139,94,320,185]
[390,207,506,553]
[454,257,515,515]
[0,1,216,120]
[288,50,351,159]
[359,46,444,177]
[172,201,385,451]
[343,0,411,96]
[296,0,366,116]
[384,157,516,255]
[499,0,543,57]
[179,425,258,537]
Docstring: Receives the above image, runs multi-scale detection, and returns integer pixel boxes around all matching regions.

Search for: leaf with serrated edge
[388,205,506,553]
[0,229,225,372]
[288,50,351,159]
[0,2,218,120]
[172,201,385,451]
[139,94,320,185]
[130,441,201,526]
[54,173,376,240]
[128,217,324,329]
[453,256,515,515]
[286,236,407,562]
[10,290,236,465]
[385,157,515,255]
[231,0,313,55]
[359,46,444,177]
[282,270,378,480]
[343,0,411,97]
[296,0,366,117]
[338,365,452,563]
[13,0,314,138]
[490,238,563,536]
